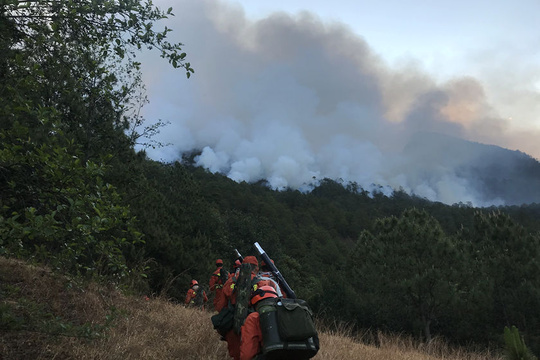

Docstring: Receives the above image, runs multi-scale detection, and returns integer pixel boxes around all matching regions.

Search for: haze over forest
[138,0,540,207]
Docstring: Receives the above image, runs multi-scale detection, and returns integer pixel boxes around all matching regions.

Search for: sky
[136,0,540,206]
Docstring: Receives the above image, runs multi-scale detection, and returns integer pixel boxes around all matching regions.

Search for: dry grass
[314,322,502,360]
[0,257,503,360]
[73,299,228,359]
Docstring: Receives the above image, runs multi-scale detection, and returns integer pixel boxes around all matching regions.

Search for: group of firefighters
[184,256,284,360]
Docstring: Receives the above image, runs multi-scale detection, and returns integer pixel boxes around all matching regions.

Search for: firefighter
[220,256,259,360]
[230,259,242,279]
[184,279,208,310]
[209,259,228,311]
[214,259,242,313]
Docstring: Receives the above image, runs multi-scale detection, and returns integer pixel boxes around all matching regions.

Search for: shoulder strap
[219,267,229,283]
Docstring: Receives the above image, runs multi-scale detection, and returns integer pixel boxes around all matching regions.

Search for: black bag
[276,298,317,341]
[219,267,229,285]
[259,298,319,360]
[211,306,234,335]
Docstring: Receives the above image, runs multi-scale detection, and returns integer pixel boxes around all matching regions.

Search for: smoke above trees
[138,0,540,206]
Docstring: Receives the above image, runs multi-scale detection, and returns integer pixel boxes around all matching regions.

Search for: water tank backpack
[257,297,319,360]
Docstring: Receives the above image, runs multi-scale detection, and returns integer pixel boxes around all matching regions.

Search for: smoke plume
[138,0,540,206]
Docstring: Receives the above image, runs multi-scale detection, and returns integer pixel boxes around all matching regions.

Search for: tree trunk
[422,314,432,343]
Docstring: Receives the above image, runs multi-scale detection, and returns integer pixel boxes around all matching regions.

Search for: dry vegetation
[0,257,503,360]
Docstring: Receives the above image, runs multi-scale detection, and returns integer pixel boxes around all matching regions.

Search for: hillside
[403,132,540,205]
[0,257,503,360]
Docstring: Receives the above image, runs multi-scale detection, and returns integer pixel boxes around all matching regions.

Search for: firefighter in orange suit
[229,259,242,279]
[184,279,208,309]
[209,259,227,311]
[214,259,241,313]
[221,256,259,360]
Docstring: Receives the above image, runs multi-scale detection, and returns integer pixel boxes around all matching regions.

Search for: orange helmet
[216,259,223,266]
[243,256,258,266]
[190,279,198,287]
[250,285,278,306]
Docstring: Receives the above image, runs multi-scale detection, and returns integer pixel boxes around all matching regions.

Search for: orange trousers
[224,330,241,360]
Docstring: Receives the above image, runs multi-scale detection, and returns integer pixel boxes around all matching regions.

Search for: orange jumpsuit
[240,312,262,360]
[215,275,231,313]
[209,266,227,311]
[224,329,241,360]
[217,273,241,360]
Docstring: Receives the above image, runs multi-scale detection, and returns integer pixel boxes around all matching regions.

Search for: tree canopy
[1,0,192,280]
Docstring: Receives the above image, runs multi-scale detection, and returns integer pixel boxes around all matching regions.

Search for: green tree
[461,211,540,348]
[117,160,227,299]
[0,118,143,280]
[352,208,466,342]
[1,0,193,160]
[1,0,192,284]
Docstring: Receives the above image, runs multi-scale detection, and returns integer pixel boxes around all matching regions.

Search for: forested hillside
[2,0,540,357]
[126,160,540,352]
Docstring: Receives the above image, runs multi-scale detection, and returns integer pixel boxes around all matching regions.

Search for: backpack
[213,267,229,288]
[219,267,229,285]
[257,297,319,360]
[211,305,235,335]
[192,288,205,307]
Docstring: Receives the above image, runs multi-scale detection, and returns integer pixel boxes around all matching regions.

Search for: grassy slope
[0,257,502,360]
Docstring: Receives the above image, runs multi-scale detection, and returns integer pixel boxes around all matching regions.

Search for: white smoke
[137,0,540,207]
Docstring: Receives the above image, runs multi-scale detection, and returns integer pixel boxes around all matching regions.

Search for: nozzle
[254,242,264,254]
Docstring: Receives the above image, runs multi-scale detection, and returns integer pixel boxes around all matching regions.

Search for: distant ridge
[403,132,540,206]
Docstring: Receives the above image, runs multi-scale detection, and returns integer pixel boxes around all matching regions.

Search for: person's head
[233,259,241,270]
[242,256,259,273]
[190,279,198,288]
[216,259,223,268]
[250,285,278,306]
[260,259,274,272]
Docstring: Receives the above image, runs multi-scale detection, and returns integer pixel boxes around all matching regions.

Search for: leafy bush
[1,120,144,280]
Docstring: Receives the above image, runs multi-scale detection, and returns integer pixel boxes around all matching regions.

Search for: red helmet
[216,259,223,266]
[234,259,242,268]
[243,256,258,266]
[250,285,278,306]
[190,279,198,287]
